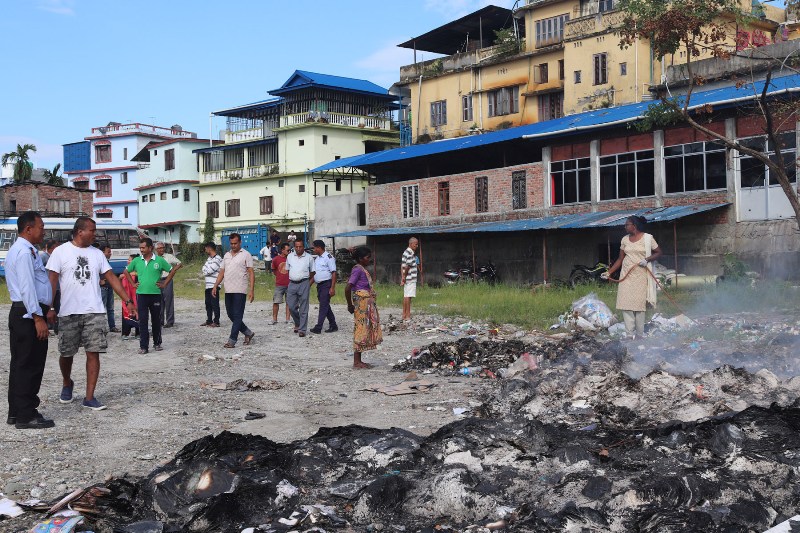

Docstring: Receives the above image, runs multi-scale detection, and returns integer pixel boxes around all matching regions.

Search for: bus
[0,217,142,276]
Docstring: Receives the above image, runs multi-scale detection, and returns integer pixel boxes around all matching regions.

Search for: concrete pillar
[725,117,738,223]
[541,146,551,216]
[590,139,600,211]
[653,129,664,207]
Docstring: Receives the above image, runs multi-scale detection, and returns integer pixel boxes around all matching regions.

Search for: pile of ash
[393,334,606,376]
[47,405,800,532]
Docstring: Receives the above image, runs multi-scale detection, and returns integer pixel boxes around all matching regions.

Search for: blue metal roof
[311,73,800,173]
[322,204,728,237]
[213,98,281,117]
[270,70,394,99]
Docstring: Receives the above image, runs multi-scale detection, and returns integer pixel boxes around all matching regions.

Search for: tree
[1,143,37,183]
[42,163,64,186]
[202,216,215,244]
[617,0,800,229]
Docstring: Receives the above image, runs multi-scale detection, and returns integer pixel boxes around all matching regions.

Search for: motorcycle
[569,262,614,287]
[443,261,499,284]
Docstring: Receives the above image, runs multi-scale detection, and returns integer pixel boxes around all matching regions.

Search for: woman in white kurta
[604,216,662,337]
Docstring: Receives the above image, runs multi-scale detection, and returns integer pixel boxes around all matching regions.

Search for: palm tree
[42,163,64,186]
[1,143,37,183]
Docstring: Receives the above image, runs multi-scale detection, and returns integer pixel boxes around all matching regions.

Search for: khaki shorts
[404,281,417,298]
[58,313,108,357]
[273,285,288,304]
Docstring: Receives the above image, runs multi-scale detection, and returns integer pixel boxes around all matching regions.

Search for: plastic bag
[571,292,615,329]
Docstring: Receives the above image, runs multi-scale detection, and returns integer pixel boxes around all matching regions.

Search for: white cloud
[37,0,75,16]
[354,42,419,88]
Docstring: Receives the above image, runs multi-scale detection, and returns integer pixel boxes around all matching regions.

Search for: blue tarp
[321,203,728,238]
[311,73,800,173]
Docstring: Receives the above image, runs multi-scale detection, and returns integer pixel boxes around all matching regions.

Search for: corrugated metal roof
[270,70,395,99]
[310,73,800,173]
[322,203,729,237]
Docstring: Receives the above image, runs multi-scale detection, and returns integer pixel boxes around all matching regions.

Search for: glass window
[431,100,447,127]
[664,140,728,193]
[599,150,655,200]
[551,158,591,205]
[487,87,519,117]
[438,182,450,216]
[462,95,473,122]
[739,132,796,188]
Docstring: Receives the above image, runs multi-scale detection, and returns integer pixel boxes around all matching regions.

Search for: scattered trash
[460,366,482,376]
[0,497,24,518]
[203,379,284,391]
[30,515,85,533]
[244,411,266,420]
[452,407,470,416]
[501,352,538,379]
[607,323,627,336]
[650,313,695,331]
[364,372,436,396]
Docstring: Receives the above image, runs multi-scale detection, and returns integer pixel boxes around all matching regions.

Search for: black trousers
[137,294,162,350]
[8,303,48,422]
[315,280,336,329]
[205,288,220,324]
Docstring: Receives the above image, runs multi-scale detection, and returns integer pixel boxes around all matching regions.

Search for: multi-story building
[63,123,197,224]
[194,70,399,251]
[395,1,787,142]
[133,138,214,244]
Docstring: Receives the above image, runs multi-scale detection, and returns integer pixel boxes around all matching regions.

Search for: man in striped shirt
[400,237,420,321]
[201,242,223,327]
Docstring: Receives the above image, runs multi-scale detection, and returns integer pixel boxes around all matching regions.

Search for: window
[207,201,219,219]
[95,144,111,163]
[260,196,274,215]
[536,63,549,84]
[462,95,473,122]
[512,171,527,209]
[620,62,627,76]
[96,180,111,197]
[299,184,305,193]
[142,195,148,203]
[48,199,70,213]
[149,193,155,202]
[475,176,489,212]
[225,199,240,217]
[123,147,128,160]
[202,152,224,172]
[665,141,728,193]
[539,93,564,121]
[124,206,129,218]
[278,179,285,187]
[171,189,179,199]
[224,149,244,169]
[738,133,796,189]
[120,172,128,184]
[74,181,88,190]
[356,203,367,226]
[558,59,565,81]
[335,179,342,191]
[165,149,175,171]
[96,211,112,219]
[574,70,582,84]
[600,150,656,200]
[550,158,591,205]
[299,140,305,146]
[324,184,329,196]
[183,189,190,201]
[322,135,328,145]
[160,192,167,200]
[431,100,447,127]
[593,53,608,85]
[599,0,614,12]
[401,185,419,219]
[487,87,519,117]
[535,14,569,47]
[438,181,450,216]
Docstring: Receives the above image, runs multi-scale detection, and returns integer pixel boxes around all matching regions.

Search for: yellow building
[194,71,399,245]
[396,0,787,140]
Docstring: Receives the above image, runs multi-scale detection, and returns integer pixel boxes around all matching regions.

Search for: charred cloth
[56,405,800,532]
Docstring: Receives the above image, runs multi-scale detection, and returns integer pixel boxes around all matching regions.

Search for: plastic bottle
[460,366,483,376]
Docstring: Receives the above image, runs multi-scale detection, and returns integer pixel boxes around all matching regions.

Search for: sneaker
[59,380,74,404]
[82,398,107,411]
[154,345,164,351]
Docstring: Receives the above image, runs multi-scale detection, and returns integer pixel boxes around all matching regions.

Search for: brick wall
[0,183,94,216]
[369,162,545,227]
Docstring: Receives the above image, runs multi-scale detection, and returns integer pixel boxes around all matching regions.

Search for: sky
[0,0,515,171]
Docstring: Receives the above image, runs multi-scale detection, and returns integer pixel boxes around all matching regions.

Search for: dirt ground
[0,298,494,504]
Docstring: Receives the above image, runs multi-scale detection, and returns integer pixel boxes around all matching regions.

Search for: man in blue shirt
[5,211,54,429]
[310,240,338,334]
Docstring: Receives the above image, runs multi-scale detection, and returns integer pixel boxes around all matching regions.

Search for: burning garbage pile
[9,325,800,532]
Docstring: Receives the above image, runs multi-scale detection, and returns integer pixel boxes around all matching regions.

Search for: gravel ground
[0,298,493,506]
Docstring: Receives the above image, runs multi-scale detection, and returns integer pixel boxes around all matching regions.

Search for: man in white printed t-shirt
[46,217,135,412]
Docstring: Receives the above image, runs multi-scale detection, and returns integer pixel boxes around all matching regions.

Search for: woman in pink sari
[346,246,382,369]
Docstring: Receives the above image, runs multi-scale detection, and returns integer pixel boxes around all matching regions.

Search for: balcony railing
[280,112,392,130]
[224,125,279,144]
[204,164,281,183]
[564,10,624,39]
[91,123,196,138]
[137,162,150,169]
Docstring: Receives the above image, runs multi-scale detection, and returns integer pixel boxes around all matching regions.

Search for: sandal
[223,342,236,348]
[243,333,255,345]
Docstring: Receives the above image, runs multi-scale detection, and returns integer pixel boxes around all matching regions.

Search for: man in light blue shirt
[5,211,54,429]
[310,240,338,334]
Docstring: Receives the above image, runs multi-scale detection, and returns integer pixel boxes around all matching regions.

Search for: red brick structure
[0,182,96,217]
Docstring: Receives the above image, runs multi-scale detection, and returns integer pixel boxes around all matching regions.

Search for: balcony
[137,162,150,169]
[203,165,282,183]
[564,10,624,40]
[400,44,514,81]
[280,112,392,130]
[90,123,197,139]
[223,121,279,144]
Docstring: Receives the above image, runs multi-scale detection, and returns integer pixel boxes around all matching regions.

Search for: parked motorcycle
[443,261,499,284]
[569,262,615,287]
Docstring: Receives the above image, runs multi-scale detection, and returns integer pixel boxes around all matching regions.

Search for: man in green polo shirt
[123,238,181,354]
